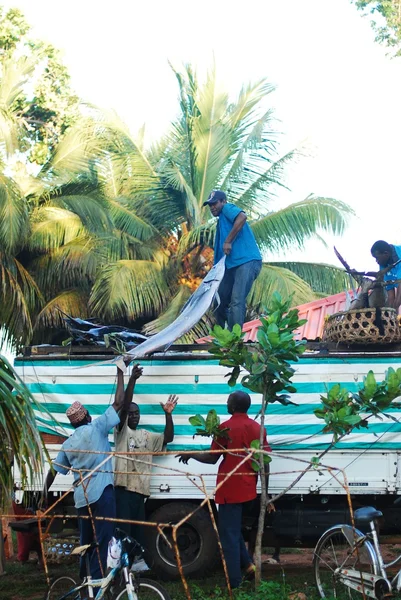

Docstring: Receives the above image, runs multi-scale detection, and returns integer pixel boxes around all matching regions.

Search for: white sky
[3,0,401,271]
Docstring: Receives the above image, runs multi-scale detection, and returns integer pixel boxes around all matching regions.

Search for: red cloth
[12,502,42,562]
[211,413,270,504]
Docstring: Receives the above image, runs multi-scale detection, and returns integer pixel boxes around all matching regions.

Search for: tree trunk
[254,390,268,587]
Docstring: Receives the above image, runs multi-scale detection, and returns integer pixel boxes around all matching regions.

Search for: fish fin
[71,355,128,371]
[212,291,221,311]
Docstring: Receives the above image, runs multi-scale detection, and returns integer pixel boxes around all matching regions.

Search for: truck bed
[13,347,401,498]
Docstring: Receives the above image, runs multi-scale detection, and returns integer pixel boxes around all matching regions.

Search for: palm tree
[0,354,47,494]
[88,64,352,338]
[1,60,352,347]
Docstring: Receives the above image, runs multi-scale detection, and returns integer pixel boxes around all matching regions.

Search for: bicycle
[313,499,401,599]
[44,529,171,600]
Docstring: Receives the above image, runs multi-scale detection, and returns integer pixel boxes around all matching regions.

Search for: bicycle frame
[54,551,137,600]
[370,519,401,594]
[336,521,401,598]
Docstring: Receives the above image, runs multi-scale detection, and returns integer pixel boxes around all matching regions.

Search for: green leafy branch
[209,292,307,405]
[314,368,401,443]
[250,439,272,472]
[189,409,230,440]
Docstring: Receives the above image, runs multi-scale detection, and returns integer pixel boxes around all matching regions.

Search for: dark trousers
[218,503,253,589]
[77,484,116,580]
[215,260,262,330]
[115,487,146,550]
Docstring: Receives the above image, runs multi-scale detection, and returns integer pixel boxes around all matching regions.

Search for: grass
[0,557,319,600]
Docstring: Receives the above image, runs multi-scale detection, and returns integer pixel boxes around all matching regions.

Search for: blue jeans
[77,484,116,580]
[218,503,253,588]
[215,260,262,330]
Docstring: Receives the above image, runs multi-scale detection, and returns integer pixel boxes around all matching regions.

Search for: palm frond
[0,354,48,499]
[51,194,113,234]
[247,264,316,312]
[251,196,354,253]
[97,231,159,262]
[143,286,191,335]
[0,255,35,345]
[229,148,297,215]
[109,198,157,241]
[0,174,29,253]
[142,284,214,342]
[89,260,168,320]
[228,80,276,134]
[98,109,157,176]
[194,65,230,206]
[160,161,200,228]
[177,220,216,256]
[29,206,85,251]
[41,117,106,177]
[35,289,90,330]
[219,106,276,195]
[30,238,100,293]
[268,261,351,296]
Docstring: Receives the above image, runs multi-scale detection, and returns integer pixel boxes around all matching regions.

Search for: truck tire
[146,502,218,580]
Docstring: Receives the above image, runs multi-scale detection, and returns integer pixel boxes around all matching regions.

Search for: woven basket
[323,307,401,344]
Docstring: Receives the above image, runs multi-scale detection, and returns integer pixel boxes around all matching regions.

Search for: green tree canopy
[0,8,353,348]
[353,0,401,56]
[0,7,79,166]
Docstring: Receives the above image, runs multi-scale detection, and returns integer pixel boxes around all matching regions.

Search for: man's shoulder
[221,203,243,218]
[393,245,401,264]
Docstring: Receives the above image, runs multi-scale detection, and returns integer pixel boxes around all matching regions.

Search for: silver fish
[114,256,227,371]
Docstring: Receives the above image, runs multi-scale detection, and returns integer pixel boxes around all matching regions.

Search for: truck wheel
[146,502,218,580]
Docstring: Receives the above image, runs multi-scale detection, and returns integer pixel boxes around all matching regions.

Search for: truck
[12,343,401,580]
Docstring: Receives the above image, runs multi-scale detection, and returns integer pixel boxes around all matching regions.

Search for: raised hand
[161,394,178,414]
[131,363,143,380]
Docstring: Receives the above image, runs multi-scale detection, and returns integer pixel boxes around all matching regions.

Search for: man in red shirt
[177,391,270,589]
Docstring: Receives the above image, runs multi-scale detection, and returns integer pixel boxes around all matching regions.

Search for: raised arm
[160,394,178,444]
[115,363,143,430]
[223,212,247,255]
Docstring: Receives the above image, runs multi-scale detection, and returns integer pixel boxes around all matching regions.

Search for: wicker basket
[323,307,401,344]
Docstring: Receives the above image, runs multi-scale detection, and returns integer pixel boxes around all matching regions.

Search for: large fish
[113,256,226,371]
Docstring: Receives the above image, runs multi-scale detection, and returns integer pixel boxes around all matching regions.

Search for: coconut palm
[88,64,352,338]
[0,354,47,495]
[1,61,352,347]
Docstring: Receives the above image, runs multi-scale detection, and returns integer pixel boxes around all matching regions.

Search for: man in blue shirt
[203,190,262,329]
[371,240,401,310]
[42,364,130,581]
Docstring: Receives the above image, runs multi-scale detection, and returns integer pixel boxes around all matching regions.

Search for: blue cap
[203,190,227,206]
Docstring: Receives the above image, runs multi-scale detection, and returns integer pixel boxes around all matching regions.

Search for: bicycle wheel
[314,525,377,599]
[44,576,79,600]
[114,577,171,600]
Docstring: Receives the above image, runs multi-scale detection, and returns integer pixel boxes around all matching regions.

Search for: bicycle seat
[354,506,383,525]
[71,542,99,556]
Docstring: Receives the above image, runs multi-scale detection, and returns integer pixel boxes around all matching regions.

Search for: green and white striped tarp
[14,353,401,451]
